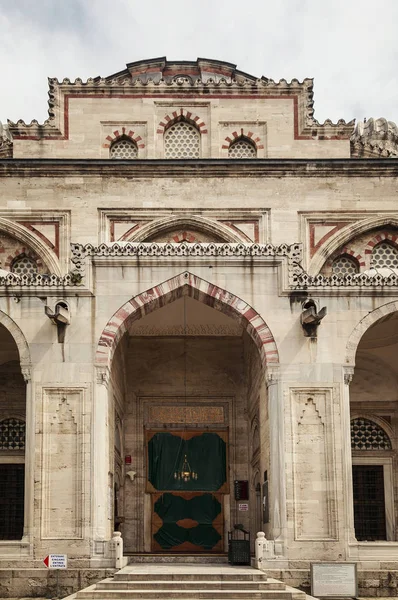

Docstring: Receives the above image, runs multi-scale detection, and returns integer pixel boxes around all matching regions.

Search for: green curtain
[154,493,222,550]
[148,432,226,491]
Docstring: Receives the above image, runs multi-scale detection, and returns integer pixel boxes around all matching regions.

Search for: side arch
[0,311,31,370]
[0,218,61,276]
[309,215,398,275]
[126,215,252,243]
[345,300,398,365]
[95,272,279,371]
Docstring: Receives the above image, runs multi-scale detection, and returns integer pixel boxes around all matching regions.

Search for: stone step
[114,573,268,582]
[96,579,286,591]
[76,590,303,600]
[127,555,229,564]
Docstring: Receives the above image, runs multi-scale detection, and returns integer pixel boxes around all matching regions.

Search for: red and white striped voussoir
[94,272,279,369]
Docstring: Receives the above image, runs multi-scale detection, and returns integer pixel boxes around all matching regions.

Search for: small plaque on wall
[311,563,357,598]
[234,480,249,501]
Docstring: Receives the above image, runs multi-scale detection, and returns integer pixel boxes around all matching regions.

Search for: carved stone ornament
[351,117,398,158]
[0,122,13,158]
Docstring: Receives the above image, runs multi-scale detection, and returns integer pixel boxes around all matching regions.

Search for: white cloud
[1,0,398,125]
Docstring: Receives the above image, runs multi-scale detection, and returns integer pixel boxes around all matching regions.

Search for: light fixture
[174,454,198,482]
[172,295,198,484]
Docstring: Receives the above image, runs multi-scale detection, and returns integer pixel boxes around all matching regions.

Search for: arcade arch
[96,274,279,553]
[0,318,30,541]
[349,309,398,541]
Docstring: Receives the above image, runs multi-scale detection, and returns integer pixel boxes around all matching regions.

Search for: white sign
[44,554,68,569]
[238,503,249,511]
[311,563,357,598]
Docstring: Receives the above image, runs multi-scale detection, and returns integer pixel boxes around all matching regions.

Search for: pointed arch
[95,272,279,371]
[309,215,398,276]
[125,215,252,243]
[157,109,207,135]
[345,300,398,365]
[0,311,31,370]
[0,218,61,276]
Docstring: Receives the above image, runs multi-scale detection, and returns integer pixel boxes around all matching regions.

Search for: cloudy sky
[1,0,397,126]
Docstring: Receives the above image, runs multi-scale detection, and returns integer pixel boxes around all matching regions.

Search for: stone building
[0,57,398,594]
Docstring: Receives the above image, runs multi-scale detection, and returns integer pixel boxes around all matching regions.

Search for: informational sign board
[238,503,249,511]
[43,554,68,569]
[311,563,357,598]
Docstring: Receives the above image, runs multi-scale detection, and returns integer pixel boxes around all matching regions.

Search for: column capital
[21,364,32,383]
[265,365,280,387]
[343,366,355,386]
[96,365,110,387]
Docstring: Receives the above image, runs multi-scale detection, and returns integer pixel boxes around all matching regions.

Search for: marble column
[266,365,287,555]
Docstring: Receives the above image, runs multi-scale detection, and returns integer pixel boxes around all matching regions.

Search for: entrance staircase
[70,563,317,600]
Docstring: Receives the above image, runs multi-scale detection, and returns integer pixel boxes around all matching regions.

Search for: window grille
[0,419,25,450]
[332,255,359,276]
[371,241,398,269]
[353,465,386,541]
[11,255,37,276]
[0,464,24,539]
[164,121,200,159]
[351,417,391,450]
[110,138,138,159]
[228,138,257,158]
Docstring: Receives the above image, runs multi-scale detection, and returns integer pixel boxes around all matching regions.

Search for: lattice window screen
[371,242,398,269]
[110,139,138,159]
[228,139,257,158]
[351,417,392,450]
[0,419,25,450]
[11,255,37,276]
[164,121,200,159]
[332,255,359,276]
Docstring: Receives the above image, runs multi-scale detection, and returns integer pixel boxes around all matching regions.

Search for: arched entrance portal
[349,308,398,542]
[96,273,279,554]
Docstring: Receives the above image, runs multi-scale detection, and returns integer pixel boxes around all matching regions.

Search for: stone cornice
[0,241,396,293]
[2,158,398,178]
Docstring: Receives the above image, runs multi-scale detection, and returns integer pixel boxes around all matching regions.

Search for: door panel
[151,492,223,553]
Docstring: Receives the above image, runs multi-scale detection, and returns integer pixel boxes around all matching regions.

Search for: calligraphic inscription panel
[148,405,225,425]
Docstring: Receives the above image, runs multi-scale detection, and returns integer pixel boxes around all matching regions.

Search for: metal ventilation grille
[11,256,37,276]
[332,255,359,276]
[164,122,200,159]
[110,139,138,159]
[351,417,391,450]
[0,418,25,450]
[371,242,398,269]
[228,139,257,158]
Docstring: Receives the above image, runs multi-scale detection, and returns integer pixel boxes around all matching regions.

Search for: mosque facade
[0,57,398,594]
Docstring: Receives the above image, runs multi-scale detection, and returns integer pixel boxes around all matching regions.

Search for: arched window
[332,255,359,276]
[228,137,257,158]
[0,418,25,450]
[110,138,138,159]
[371,241,398,269]
[351,417,392,451]
[11,254,37,276]
[164,121,200,159]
